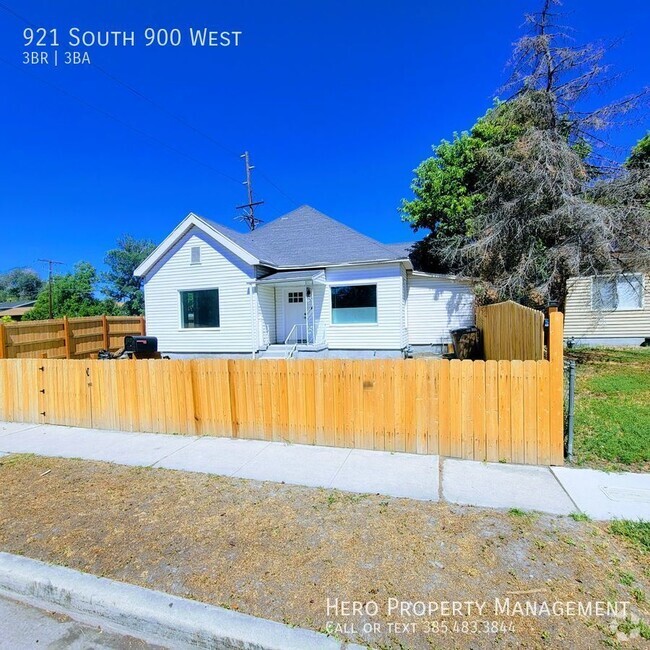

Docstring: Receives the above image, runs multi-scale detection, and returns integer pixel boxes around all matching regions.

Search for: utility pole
[235,151,264,230]
[38,259,63,319]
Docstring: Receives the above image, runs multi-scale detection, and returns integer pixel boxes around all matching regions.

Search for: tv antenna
[38,258,64,320]
[235,151,264,230]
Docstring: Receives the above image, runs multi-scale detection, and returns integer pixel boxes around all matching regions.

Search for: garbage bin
[450,326,481,360]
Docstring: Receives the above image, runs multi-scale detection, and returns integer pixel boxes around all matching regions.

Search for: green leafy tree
[24,262,120,320]
[0,268,43,302]
[400,102,530,271]
[103,235,155,315]
[626,133,650,169]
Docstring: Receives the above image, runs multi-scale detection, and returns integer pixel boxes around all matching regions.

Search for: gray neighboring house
[135,205,475,358]
[0,300,36,321]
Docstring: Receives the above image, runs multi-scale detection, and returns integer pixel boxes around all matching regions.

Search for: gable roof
[382,242,416,258]
[202,205,409,268]
[135,205,412,277]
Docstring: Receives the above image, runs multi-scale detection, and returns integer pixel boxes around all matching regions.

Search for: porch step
[258,344,294,359]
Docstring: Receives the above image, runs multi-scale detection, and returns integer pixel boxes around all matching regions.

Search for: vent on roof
[191,246,201,265]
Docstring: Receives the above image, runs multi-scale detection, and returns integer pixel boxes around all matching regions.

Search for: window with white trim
[181,289,219,328]
[190,246,201,264]
[592,274,643,311]
[331,285,377,324]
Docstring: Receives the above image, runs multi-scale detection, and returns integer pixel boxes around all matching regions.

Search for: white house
[134,206,475,357]
[565,273,650,346]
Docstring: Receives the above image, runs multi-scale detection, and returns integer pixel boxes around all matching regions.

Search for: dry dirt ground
[0,454,648,650]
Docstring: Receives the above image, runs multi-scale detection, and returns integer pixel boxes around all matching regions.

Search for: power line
[0,1,301,208]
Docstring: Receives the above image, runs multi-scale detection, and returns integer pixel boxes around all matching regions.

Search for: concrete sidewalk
[1,421,649,520]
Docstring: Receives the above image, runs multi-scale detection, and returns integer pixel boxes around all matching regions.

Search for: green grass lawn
[568,347,650,472]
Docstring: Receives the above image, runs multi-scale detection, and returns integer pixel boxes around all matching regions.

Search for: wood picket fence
[0,313,565,466]
[0,315,145,360]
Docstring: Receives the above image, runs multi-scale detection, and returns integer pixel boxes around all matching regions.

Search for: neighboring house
[134,206,475,358]
[0,300,36,321]
[565,273,650,346]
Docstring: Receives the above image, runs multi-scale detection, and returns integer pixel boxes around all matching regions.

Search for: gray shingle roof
[0,300,36,310]
[201,205,409,268]
[382,242,416,258]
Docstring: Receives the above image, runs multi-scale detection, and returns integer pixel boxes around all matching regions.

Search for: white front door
[282,288,306,342]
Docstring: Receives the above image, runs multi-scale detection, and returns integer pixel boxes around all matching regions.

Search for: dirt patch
[1,455,648,649]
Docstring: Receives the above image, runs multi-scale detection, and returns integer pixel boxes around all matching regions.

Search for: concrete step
[258,344,293,359]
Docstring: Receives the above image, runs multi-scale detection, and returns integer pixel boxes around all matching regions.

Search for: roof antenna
[235,151,264,230]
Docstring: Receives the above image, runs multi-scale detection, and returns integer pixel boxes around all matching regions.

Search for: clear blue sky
[1,0,648,278]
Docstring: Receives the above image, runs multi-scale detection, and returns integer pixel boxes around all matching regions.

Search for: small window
[331,285,377,324]
[592,274,643,311]
[288,291,304,304]
[190,246,201,265]
[181,289,219,328]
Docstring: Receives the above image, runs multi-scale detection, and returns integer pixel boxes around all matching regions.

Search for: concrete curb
[0,553,364,650]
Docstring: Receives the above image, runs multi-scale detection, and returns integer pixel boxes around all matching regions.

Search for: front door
[282,288,306,342]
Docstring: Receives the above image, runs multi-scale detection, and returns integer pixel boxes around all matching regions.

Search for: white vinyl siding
[257,285,275,347]
[565,275,650,340]
[323,264,405,350]
[143,227,255,353]
[406,274,475,346]
[400,265,409,349]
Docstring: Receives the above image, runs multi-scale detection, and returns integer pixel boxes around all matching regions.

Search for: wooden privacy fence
[0,314,565,466]
[476,301,545,361]
[0,315,145,360]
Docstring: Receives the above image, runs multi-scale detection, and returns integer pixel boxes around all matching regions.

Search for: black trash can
[450,326,481,360]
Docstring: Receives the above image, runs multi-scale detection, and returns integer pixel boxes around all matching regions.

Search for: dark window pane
[181,289,219,328]
[331,285,377,324]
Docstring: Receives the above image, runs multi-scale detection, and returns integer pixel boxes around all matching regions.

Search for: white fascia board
[410,270,475,282]
[134,212,260,277]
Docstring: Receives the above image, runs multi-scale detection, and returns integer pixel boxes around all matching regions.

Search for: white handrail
[284,323,298,345]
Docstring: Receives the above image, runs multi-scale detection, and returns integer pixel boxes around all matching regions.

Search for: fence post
[0,323,6,359]
[227,359,239,438]
[63,316,72,359]
[102,315,109,350]
[548,309,564,465]
[139,316,146,335]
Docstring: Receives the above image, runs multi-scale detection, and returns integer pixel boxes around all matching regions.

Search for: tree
[626,133,650,170]
[103,236,155,315]
[24,262,120,320]
[401,102,532,270]
[0,268,43,302]
[401,0,650,309]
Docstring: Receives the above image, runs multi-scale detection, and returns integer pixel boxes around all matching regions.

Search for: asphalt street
[0,594,167,649]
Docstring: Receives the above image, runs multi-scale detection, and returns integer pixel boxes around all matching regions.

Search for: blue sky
[1,0,648,278]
